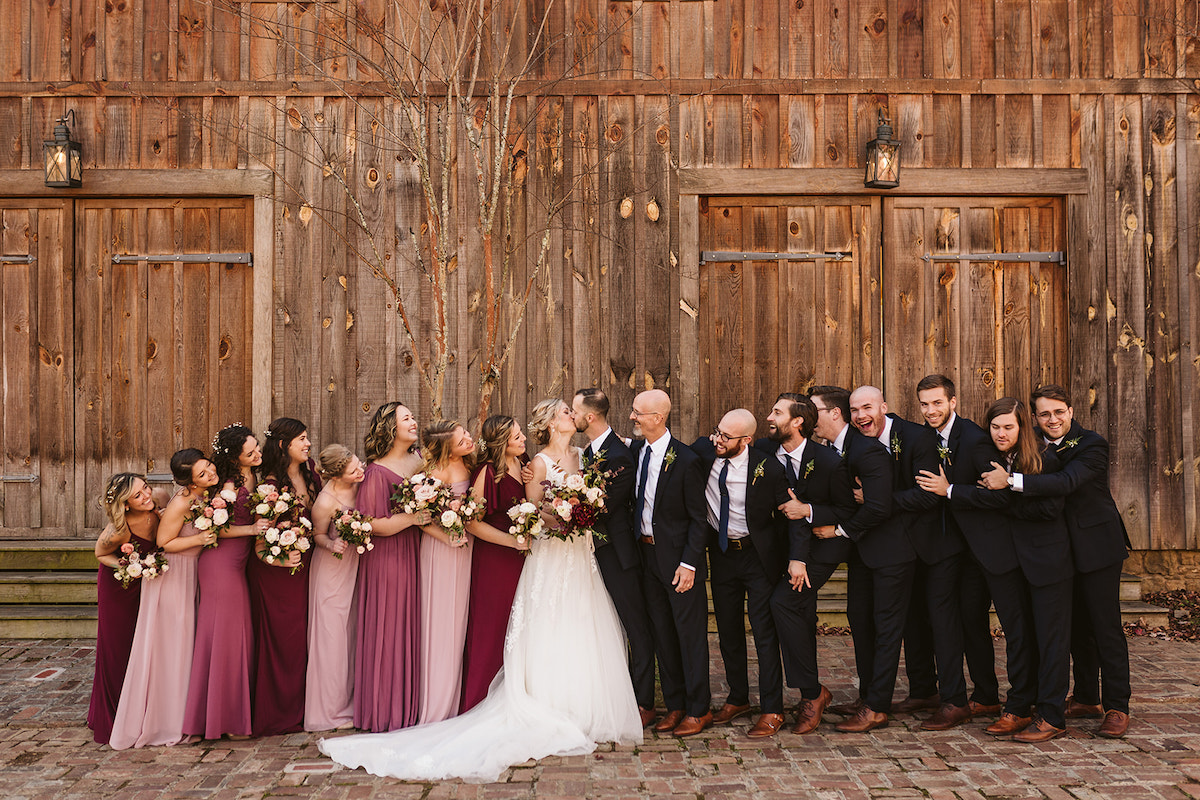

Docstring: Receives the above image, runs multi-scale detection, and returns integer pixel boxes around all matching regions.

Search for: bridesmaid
[248,417,321,737]
[110,450,218,749]
[305,444,366,732]
[459,415,532,712]
[417,419,476,724]
[87,473,159,745]
[183,424,266,740]
[353,402,428,732]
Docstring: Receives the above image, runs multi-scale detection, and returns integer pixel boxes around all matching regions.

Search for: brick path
[4,634,1200,799]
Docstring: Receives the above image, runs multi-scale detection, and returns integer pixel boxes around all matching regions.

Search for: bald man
[628,390,712,737]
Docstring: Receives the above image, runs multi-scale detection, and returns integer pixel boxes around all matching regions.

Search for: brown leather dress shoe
[892,693,940,714]
[654,709,685,733]
[712,702,752,724]
[985,712,1034,736]
[747,713,785,738]
[834,705,888,733]
[673,711,713,737]
[828,697,865,717]
[791,686,832,735]
[920,703,973,731]
[1013,717,1067,743]
[639,706,657,728]
[1065,696,1103,718]
[968,700,1003,716]
[1097,710,1130,738]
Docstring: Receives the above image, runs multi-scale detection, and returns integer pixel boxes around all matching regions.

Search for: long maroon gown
[87,529,155,745]
[459,463,527,712]
[352,462,422,732]
[183,485,254,738]
[247,470,321,736]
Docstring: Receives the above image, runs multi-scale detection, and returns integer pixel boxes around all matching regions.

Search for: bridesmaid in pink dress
[87,473,159,745]
[353,402,429,732]
[110,450,219,750]
[417,420,476,724]
[248,417,322,737]
[183,425,266,740]
[305,445,366,731]
[459,416,532,712]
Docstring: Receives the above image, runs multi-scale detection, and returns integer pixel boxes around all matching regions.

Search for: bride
[320,399,643,782]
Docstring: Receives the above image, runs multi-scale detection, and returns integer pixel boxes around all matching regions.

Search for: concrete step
[1121,601,1170,628]
[0,571,97,604]
[0,604,97,638]
[0,540,97,571]
[1120,572,1142,601]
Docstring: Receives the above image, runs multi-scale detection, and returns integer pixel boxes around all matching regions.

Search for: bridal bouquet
[506,501,544,556]
[260,516,313,574]
[187,486,238,546]
[250,483,298,520]
[431,492,486,545]
[541,460,615,541]
[389,473,443,515]
[332,509,374,558]
[113,542,170,588]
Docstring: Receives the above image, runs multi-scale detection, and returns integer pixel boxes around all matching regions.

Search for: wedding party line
[85,376,1131,781]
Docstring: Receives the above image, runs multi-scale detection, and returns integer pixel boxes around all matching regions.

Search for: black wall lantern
[44,110,83,188]
[864,111,900,189]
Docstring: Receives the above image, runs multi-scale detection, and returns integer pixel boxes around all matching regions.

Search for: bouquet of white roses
[260,516,313,574]
[541,460,614,541]
[432,493,486,545]
[332,509,374,558]
[187,486,238,546]
[506,500,544,557]
[389,472,443,515]
[249,483,298,520]
[113,542,171,588]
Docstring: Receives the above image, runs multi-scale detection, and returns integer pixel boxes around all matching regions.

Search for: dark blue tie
[785,455,798,484]
[718,459,730,552]
[634,445,652,534]
[583,444,594,464]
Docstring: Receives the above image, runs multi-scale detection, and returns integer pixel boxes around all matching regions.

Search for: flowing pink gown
[183,486,254,738]
[353,462,422,732]
[417,478,474,724]
[87,530,155,745]
[109,522,203,750]
[304,517,359,731]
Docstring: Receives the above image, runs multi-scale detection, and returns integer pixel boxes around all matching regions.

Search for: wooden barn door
[0,200,75,537]
[882,197,1068,421]
[75,199,254,529]
[699,197,882,435]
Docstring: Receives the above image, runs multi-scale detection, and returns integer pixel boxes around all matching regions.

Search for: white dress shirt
[705,447,750,538]
[637,430,673,538]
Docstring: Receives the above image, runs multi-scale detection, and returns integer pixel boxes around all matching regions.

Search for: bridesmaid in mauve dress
[247,417,322,737]
[183,425,266,740]
[304,445,366,731]
[459,415,532,712]
[352,402,429,732]
[417,420,477,724]
[87,473,159,745]
[110,450,219,750]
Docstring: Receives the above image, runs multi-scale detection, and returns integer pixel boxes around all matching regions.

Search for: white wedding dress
[319,452,643,783]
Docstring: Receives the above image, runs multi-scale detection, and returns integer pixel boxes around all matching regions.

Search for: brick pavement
[3,634,1200,799]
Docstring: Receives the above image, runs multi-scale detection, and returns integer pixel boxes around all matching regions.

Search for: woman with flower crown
[87,473,159,745]
[183,424,268,740]
[110,450,218,750]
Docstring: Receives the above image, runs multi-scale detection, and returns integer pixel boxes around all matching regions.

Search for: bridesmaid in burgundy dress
[87,473,159,745]
[247,417,322,736]
[353,402,429,732]
[184,425,266,740]
[459,415,532,712]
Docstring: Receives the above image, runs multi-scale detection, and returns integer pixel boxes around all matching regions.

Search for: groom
[572,388,658,728]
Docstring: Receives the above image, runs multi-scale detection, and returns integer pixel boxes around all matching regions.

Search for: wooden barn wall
[0,0,1198,549]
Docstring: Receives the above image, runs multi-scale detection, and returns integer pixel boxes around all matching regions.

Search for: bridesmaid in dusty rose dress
[353,402,429,732]
[459,415,531,712]
[248,417,321,737]
[110,450,219,750]
[417,420,476,724]
[87,473,159,745]
[184,425,266,740]
[304,445,365,732]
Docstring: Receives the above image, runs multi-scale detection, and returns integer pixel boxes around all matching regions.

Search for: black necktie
[718,459,730,552]
[634,446,652,533]
[583,444,594,464]
[785,455,798,484]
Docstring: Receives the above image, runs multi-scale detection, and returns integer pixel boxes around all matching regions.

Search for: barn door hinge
[920,251,1064,264]
[0,475,39,483]
[1,254,35,264]
[700,250,851,265]
[111,253,253,265]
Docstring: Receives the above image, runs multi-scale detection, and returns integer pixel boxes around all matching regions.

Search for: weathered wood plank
[924,0,961,79]
[33,202,73,529]
[815,0,849,78]
[931,94,962,167]
[713,0,743,80]
[882,199,926,402]
[144,205,176,481]
[1031,0,1070,79]
[855,0,889,79]
[677,191,700,435]
[897,0,924,78]
[1041,94,1072,168]
[641,94,672,396]
[601,95,635,424]
[1180,93,1199,548]
[1002,93,1033,167]
[2,208,32,526]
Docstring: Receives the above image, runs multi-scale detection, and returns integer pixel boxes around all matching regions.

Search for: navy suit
[1021,421,1130,714]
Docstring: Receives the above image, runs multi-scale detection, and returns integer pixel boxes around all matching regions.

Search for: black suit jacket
[1020,421,1130,573]
[629,435,709,580]
[836,426,902,569]
[937,415,990,542]
[887,413,958,563]
[588,431,638,571]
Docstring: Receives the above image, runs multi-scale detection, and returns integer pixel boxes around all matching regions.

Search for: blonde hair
[100,473,144,538]
[318,444,356,480]
[527,399,564,446]
[420,419,472,474]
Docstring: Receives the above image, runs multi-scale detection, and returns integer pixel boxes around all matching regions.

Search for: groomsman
[572,388,657,728]
[980,384,1132,738]
[760,392,857,734]
[628,389,712,737]
[693,409,795,737]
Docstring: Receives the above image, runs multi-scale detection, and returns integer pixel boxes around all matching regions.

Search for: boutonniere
[751,461,765,486]
[662,448,676,471]
[803,460,815,478]
[890,431,903,460]
[937,444,953,465]
[1058,437,1081,451]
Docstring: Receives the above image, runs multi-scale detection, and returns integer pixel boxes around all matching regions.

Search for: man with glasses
[978,384,1132,738]
[628,389,712,736]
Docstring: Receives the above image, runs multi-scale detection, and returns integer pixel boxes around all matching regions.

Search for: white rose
[270,546,281,556]
[279,529,297,546]
[356,545,366,554]
[366,542,374,551]
[566,473,585,491]
[414,484,437,503]
[296,537,310,552]
[555,500,572,520]
[265,555,274,564]
[361,522,372,533]
[255,503,270,516]
[300,516,312,529]
[273,499,290,514]
[161,563,170,573]
[127,562,143,577]
[193,516,212,531]
[519,502,537,515]
[586,487,603,503]
[213,508,229,526]
[220,488,238,503]
[350,520,362,531]
[410,473,425,484]
[265,529,279,543]
[440,509,459,528]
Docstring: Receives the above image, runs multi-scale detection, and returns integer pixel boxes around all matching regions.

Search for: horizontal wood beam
[678,169,1091,196]
[0,170,274,197]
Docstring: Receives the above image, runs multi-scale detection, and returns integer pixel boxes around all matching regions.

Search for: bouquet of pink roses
[260,516,313,574]
[187,486,238,547]
[431,492,486,545]
[250,483,298,520]
[506,500,544,557]
[332,509,374,558]
[541,459,615,541]
[389,472,444,516]
[113,542,171,588]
